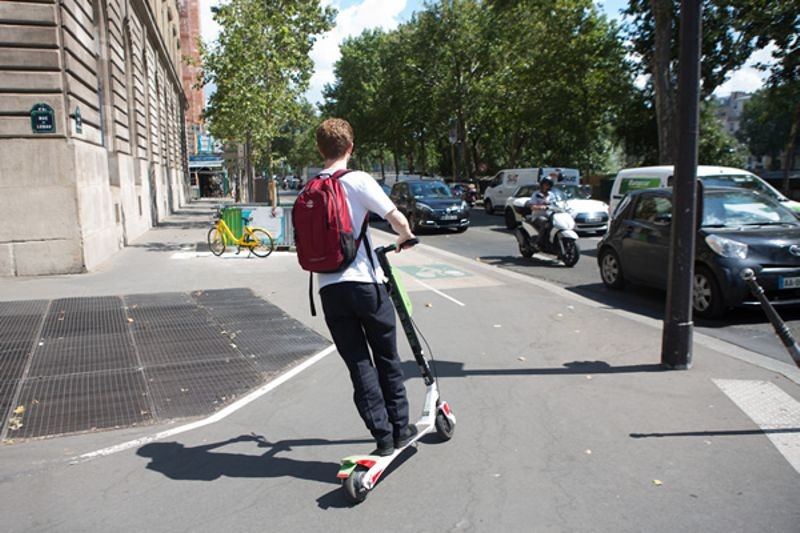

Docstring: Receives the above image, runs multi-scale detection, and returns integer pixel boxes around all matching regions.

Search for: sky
[198,0,770,106]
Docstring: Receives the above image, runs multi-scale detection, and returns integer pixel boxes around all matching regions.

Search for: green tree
[737,88,795,171]
[727,0,799,191]
[200,0,334,200]
[698,102,747,166]
[623,1,756,163]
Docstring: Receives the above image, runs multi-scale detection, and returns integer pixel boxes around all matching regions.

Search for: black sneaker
[394,424,418,449]
[371,441,394,457]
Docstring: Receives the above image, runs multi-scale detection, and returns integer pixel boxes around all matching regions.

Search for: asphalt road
[373,205,800,367]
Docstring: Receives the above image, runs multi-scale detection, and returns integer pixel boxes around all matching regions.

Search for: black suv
[390,179,470,233]
[597,187,800,318]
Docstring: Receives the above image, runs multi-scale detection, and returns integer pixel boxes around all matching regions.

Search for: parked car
[597,187,800,318]
[390,179,470,232]
[609,165,800,216]
[503,184,610,234]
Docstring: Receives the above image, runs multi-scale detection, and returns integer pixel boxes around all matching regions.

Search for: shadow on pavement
[480,254,571,269]
[137,434,370,484]
[400,359,666,378]
[630,427,800,439]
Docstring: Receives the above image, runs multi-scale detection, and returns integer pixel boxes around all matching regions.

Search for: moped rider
[527,175,555,248]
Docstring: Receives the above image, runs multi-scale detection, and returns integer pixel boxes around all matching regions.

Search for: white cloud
[198,0,221,49]
[307,0,408,105]
[713,44,776,97]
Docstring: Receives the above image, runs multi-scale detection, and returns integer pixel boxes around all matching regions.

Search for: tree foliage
[199,0,334,195]
[323,0,632,179]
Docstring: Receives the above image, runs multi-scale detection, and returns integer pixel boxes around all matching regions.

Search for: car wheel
[693,265,726,319]
[455,226,467,233]
[504,208,517,229]
[599,248,626,289]
[484,199,493,214]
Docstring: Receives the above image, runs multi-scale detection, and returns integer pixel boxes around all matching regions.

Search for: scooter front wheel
[518,241,534,258]
[435,411,456,440]
[343,467,370,504]
[560,238,580,267]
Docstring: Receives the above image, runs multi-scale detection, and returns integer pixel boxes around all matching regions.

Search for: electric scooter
[337,238,457,504]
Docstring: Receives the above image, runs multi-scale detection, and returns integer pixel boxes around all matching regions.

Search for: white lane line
[411,276,466,307]
[714,379,800,474]
[72,345,337,464]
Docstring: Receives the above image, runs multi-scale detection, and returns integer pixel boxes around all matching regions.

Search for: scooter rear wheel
[343,467,369,504]
[435,412,456,440]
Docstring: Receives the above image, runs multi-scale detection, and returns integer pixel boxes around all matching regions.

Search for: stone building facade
[0,0,187,276]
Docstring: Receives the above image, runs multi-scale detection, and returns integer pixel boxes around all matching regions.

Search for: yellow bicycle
[208,208,275,258]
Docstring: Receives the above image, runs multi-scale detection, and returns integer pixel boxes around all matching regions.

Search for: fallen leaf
[8,417,23,431]
[585,449,592,455]
[653,479,663,486]
[586,375,593,380]
[518,356,527,362]
[13,405,25,415]
[127,318,134,323]
[493,324,502,328]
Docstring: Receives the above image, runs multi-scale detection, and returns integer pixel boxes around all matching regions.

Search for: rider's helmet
[540,176,554,190]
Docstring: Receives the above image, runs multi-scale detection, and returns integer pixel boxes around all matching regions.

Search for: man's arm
[384,208,416,250]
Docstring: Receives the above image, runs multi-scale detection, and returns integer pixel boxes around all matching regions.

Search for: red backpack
[292,170,372,314]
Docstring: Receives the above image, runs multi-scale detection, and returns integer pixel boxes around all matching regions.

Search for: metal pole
[451,143,457,182]
[661,0,702,369]
[741,269,800,367]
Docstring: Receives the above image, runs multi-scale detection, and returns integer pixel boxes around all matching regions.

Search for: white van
[609,165,800,215]
[483,167,580,214]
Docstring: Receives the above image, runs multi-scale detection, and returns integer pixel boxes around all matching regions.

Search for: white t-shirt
[316,168,396,289]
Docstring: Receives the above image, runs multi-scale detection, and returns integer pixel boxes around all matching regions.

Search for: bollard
[741,268,800,368]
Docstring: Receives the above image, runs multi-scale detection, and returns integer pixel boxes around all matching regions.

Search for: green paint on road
[397,264,473,280]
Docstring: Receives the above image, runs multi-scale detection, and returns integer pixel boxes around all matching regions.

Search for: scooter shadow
[137,433,370,485]
[316,445,421,509]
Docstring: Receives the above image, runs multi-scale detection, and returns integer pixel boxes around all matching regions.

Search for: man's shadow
[137,434,370,485]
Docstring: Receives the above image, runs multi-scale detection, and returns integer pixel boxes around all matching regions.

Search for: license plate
[779,276,800,289]
[586,217,600,223]
[441,215,457,221]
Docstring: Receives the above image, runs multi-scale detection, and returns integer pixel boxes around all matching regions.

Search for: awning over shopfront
[189,154,224,169]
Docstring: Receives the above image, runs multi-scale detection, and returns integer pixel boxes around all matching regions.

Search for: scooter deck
[337,422,433,479]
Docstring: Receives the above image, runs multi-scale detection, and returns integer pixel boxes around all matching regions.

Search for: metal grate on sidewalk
[1,289,330,441]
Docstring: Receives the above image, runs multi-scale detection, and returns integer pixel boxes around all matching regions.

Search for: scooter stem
[374,241,435,386]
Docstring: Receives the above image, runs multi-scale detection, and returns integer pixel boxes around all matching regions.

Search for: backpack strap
[309,273,317,316]
[307,168,354,317]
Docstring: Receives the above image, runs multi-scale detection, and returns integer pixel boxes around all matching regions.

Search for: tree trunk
[379,150,385,181]
[509,130,523,169]
[651,0,678,164]
[244,131,253,203]
[782,102,800,194]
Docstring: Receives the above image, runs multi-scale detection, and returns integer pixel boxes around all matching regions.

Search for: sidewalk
[0,199,798,531]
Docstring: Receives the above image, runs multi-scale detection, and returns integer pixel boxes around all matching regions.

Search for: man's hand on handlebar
[395,233,417,252]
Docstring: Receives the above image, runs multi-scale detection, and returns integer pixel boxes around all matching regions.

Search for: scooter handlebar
[376,238,419,255]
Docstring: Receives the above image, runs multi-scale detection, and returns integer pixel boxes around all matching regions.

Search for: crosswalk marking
[714,379,800,474]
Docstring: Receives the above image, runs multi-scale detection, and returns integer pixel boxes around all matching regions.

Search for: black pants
[320,282,410,445]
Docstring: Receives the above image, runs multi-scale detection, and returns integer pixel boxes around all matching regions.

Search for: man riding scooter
[527,174,555,249]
